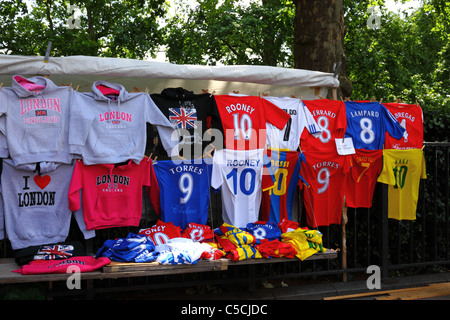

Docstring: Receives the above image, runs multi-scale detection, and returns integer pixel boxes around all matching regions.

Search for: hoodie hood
[11,75,58,98]
[4,159,63,174]
[90,80,129,102]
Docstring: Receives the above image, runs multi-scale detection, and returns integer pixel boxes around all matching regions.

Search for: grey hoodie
[0,75,74,165]
[69,80,179,165]
[0,159,95,250]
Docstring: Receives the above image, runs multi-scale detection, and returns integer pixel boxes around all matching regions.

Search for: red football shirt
[301,99,347,152]
[344,149,383,208]
[300,149,350,228]
[214,95,290,150]
[382,103,424,150]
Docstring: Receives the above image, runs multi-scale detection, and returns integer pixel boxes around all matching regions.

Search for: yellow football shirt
[377,149,427,220]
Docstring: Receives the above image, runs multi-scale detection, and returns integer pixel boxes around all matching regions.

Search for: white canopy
[0,54,339,98]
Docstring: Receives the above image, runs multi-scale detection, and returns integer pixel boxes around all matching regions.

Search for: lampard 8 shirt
[153,159,212,230]
[301,99,347,152]
[344,101,405,150]
[382,102,424,150]
[300,149,350,228]
[214,95,290,150]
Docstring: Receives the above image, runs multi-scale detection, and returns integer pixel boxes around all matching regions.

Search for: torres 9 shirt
[344,149,383,208]
[301,99,347,152]
[300,149,351,228]
[382,103,424,150]
[214,95,290,150]
[261,149,306,225]
[262,96,321,151]
[153,159,212,230]
[377,149,427,220]
[344,101,405,150]
[211,148,272,228]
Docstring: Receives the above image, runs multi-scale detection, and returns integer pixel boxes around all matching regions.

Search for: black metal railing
[1,143,449,287]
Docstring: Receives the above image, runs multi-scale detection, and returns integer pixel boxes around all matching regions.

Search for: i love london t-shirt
[214,95,290,150]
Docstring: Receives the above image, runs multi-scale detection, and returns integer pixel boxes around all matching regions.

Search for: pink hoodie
[68,158,159,230]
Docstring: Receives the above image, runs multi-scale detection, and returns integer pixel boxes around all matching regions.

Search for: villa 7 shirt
[300,149,351,228]
[211,148,272,228]
[382,103,424,150]
[214,95,290,150]
[344,101,405,150]
[263,97,321,151]
[301,100,347,152]
[153,159,212,230]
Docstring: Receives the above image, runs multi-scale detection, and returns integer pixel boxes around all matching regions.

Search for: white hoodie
[69,80,179,165]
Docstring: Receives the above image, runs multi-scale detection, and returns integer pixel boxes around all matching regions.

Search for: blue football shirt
[153,160,212,230]
[344,101,405,150]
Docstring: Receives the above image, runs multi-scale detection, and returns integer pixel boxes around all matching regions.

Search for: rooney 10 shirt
[211,148,272,228]
[214,95,290,150]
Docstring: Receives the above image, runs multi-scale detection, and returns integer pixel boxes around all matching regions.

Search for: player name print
[393,112,415,122]
[20,98,62,124]
[349,110,380,118]
[226,158,261,167]
[312,160,340,170]
[168,164,204,175]
[312,109,336,118]
[223,103,255,114]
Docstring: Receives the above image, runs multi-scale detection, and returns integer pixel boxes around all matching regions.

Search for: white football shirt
[263,97,321,151]
[211,148,270,228]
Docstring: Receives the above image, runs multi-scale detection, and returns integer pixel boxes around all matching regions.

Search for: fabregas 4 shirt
[382,102,424,150]
[68,158,157,230]
[214,95,290,150]
[0,160,94,250]
[0,75,74,165]
[153,159,212,230]
[300,149,351,228]
[262,97,321,151]
[69,80,179,165]
[211,148,272,228]
[301,99,347,152]
[377,149,427,220]
[344,101,405,150]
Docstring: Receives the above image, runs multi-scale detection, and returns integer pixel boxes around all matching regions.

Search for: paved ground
[114,271,450,301]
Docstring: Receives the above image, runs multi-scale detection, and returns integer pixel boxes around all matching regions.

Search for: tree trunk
[293,0,352,98]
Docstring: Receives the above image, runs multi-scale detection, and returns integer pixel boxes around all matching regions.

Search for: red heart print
[34,175,51,189]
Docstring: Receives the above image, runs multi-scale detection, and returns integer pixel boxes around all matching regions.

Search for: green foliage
[0,0,167,59]
[164,0,295,66]
[344,0,450,142]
